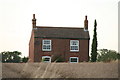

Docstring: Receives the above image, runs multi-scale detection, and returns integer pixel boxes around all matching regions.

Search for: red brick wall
[29,30,34,62]
[79,40,89,62]
[33,38,89,62]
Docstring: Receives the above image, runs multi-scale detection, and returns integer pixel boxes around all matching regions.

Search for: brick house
[29,14,90,63]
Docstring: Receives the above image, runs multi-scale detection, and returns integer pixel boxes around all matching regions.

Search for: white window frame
[42,56,51,63]
[70,40,79,52]
[69,57,79,63]
[42,40,52,51]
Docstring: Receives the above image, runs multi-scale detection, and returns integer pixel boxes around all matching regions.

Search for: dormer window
[70,40,79,52]
[42,40,51,51]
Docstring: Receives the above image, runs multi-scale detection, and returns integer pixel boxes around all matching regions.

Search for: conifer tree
[91,20,98,62]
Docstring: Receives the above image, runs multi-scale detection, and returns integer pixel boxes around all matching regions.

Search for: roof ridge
[36,26,84,29]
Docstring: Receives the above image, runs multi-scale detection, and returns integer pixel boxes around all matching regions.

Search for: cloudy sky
[0,0,119,57]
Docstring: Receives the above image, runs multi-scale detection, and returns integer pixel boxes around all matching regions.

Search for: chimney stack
[32,14,36,28]
[84,15,88,31]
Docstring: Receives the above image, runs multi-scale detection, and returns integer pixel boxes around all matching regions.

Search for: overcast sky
[0,0,119,57]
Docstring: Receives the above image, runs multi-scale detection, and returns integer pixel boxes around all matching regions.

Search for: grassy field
[2,61,118,78]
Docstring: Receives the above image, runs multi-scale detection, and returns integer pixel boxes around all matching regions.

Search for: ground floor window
[42,56,51,62]
[69,57,79,63]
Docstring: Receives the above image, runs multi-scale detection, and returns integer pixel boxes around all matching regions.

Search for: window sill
[70,50,79,52]
[42,50,52,51]
[70,62,78,63]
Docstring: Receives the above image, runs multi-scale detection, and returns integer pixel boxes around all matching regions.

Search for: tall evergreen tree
[91,20,98,62]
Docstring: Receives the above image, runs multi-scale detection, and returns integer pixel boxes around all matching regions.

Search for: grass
[2,61,118,78]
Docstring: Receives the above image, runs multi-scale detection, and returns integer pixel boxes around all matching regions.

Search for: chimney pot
[32,14,36,28]
[85,16,87,20]
[33,14,35,19]
[84,15,88,31]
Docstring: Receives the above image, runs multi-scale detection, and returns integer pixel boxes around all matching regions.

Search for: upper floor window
[42,40,51,51]
[70,40,79,52]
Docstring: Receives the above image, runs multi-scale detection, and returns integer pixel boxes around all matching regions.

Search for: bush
[97,49,120,62]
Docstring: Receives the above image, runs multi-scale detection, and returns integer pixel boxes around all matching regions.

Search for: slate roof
[34,26,90,39]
